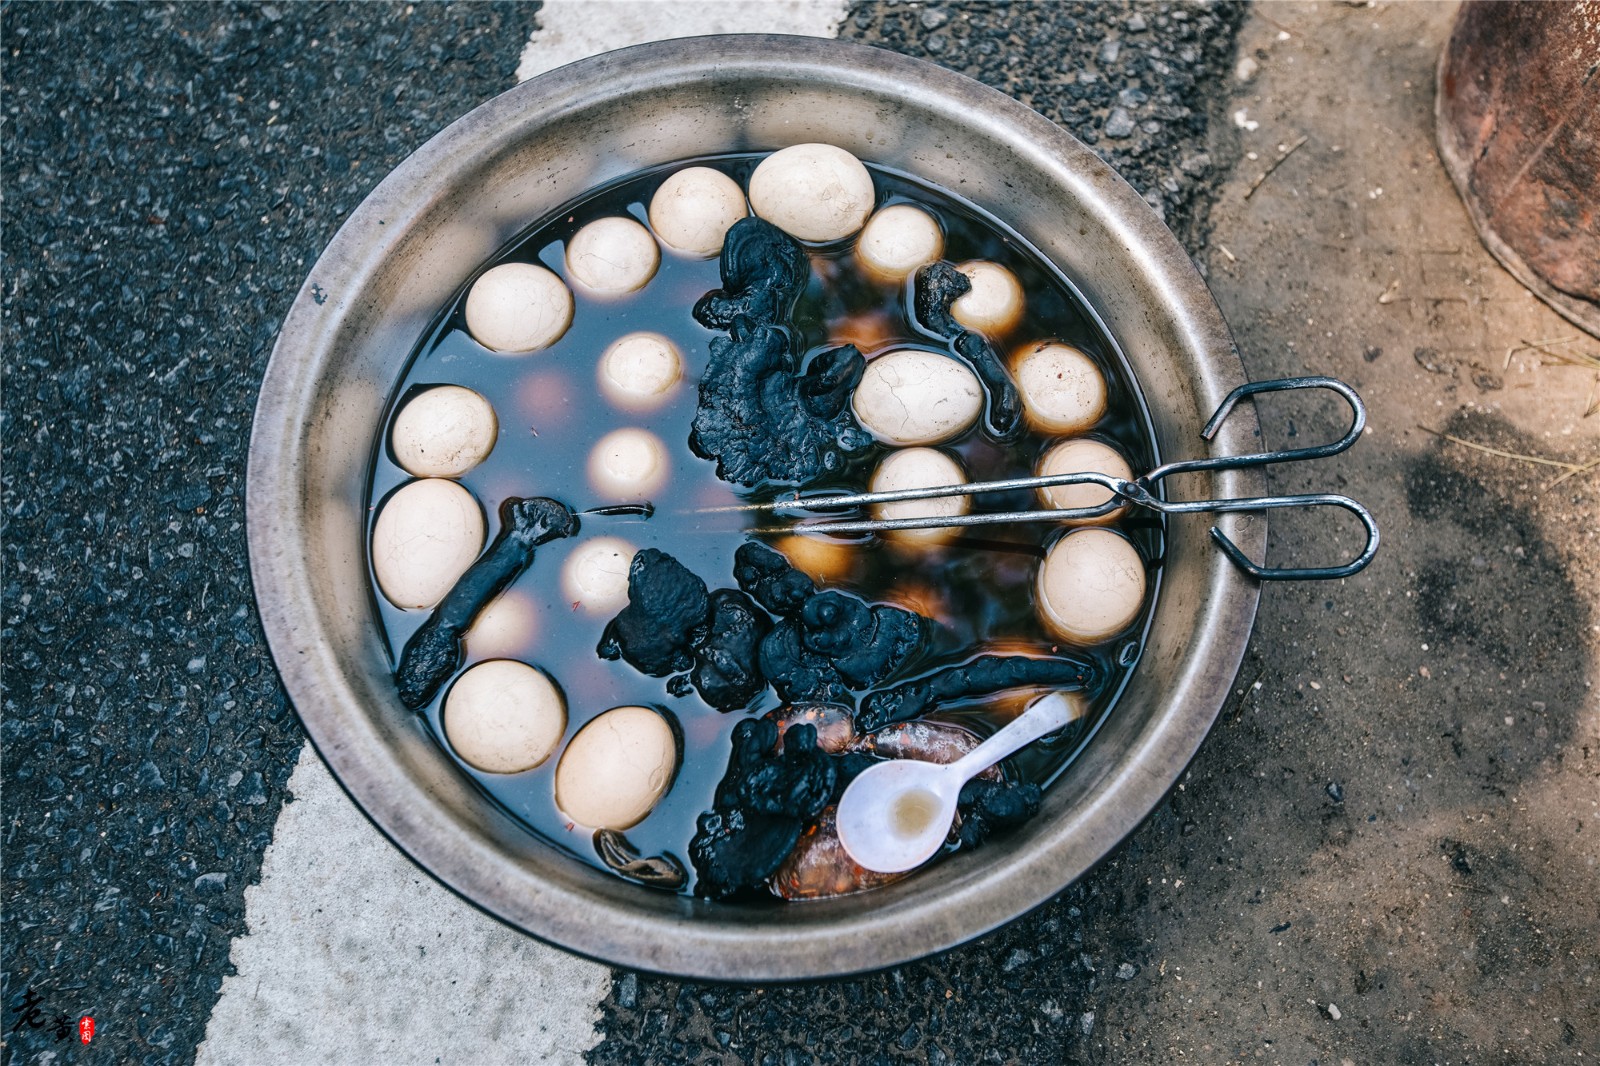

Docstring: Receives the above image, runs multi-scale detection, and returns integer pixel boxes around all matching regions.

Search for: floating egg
[870,447,970,546]
[748,143,875,243]
[565,216,660,296]
[1036,528,1146,644]
[1035,438,1133,524]
[648,166,748,258]
[1013,341,1108,435]
[554,705,679,829]
[464,262,573,353]
[389,385,498,478]
[371,478,485,610]
[586,427,669,500]
[852,349,983,446]
[596,333,683,413]
[951,260,1025,335]
[467,590,538,660]
[856,204,944,282]
[561,537,637,615]
[443,660,566,774]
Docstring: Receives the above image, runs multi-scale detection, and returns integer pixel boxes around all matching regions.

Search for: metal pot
[247,35,1263,979]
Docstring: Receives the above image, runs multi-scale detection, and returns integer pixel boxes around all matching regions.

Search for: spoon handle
[948,691,1079,782]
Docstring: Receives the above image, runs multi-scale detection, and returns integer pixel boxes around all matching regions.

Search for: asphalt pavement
[5,2,1597,1065]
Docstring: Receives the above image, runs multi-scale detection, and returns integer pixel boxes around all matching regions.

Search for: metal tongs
[716,377,1379,581]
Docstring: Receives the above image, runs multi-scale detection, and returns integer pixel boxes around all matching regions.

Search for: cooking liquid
[365,154,1165,898]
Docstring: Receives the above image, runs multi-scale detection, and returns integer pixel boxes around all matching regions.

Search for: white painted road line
[517,0,848,82]
[202,4,851,1061]
[197,749,610,1066]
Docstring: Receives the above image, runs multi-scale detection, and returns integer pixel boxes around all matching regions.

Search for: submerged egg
[464,262,573,353]
[1036,528,1146,644]
[555,705,679,829]
[467,590,538,660]
[443,660,566,774]
[390,385,498,478]
[749,143,875,243]
[561,537,637,615]
[951,260,1025,335]
[648,166,748,258]
[596,332,682,412]
[852,349,983,446]
[774,533,857,584]
[565,216,660,295]
[587,427,669,500]
[855,204,944,282]
[1013,341,1108,435]
[371,478,485,610]
[1035,438,1133,524]
[870,447,970,546]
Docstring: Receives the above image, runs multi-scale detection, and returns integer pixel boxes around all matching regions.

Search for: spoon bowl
[837,691,1084,874]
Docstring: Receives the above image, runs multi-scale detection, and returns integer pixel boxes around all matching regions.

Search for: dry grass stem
[1418,425,1599,489]
[1244,135,1310,200]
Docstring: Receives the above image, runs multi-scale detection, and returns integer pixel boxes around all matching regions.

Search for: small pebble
[1104,109,1136,139]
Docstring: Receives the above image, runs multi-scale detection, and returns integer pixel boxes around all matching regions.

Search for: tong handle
[1145,376,1367,482]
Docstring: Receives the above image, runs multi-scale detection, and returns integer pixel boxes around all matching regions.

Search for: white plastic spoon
[835,691,1080,874]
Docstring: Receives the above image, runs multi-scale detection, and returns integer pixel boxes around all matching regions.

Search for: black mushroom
[598,549,768,713]
[856,652,1098,732]
[690,718,840,899]
[394,496,578,709]
[688,217,874,487]
[735,542,922,706]
[913,261,1024,439]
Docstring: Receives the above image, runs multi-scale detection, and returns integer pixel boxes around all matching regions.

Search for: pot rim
[247,34,1263,979]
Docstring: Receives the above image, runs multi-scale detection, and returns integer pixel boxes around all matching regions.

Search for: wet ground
[3,2,1596,1064]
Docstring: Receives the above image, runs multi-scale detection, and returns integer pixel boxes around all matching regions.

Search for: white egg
[464,262,573,353]
[596,332,683,413]
[1036,528,1147,644]
[467,591,538,660]
[561,537,637,615]
[951,260,1025,335]
[555,705,679,829]
[1013,341,1108,435]
[856,204,944,282]
[1035,438,1133,524]
[748,143,875,243]
[443,660,566,774]
[869,447,970,546]
[389,385,498,478]
[565,216,660,296]
[648,166,748,258]
[586,427,669,500]
[852,349,983,446]
[371,478,485,610]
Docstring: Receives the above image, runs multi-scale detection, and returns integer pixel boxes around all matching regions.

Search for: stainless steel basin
[247,35,1263,979]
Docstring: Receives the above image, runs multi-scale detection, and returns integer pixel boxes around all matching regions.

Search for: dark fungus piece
[711,719,833,821]
[687,589,770,712]
[913,261,1024,439]
[692,216,810,330]
[956,778,1042,850]
[734,541,815,616]
[597,548,711,677]
[395,497,577,709]
[689,807,802,901]
[689,319,872,487]
[800,591,922,690]
[856,653,1097,732]
[594,829,687,892]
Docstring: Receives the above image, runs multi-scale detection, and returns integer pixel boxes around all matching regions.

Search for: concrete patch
[517,0,848,83]
[197,749,609,1066]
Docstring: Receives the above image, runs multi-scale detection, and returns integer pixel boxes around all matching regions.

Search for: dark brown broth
[365,154,1164,897]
